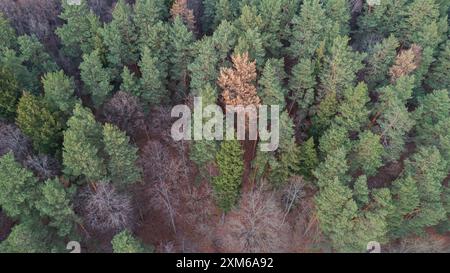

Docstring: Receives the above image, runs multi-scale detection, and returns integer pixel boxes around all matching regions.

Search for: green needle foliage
[213,139,244,212]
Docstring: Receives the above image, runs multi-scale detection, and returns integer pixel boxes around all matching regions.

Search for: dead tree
[24,154,60,181]
[78,182,134,233]
[103,91,146,139]
[139,141,188,234]
[0,122,32,162]
[222,184,288,253]
[281,176,307,224]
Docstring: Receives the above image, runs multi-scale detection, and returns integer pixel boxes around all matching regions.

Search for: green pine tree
[0,12,16,51]
[213,139,244,212]
[169,16,195,102]
[56,0,101,58]
[63,104,105,182]
[188,38,219,96]
[0,152,38,219]
[16,93,63,155]
[80,50,114,107]
[17,35,58,81]
[139,46,168,105]
[298,137,319,179]
[120,66,140,96]
[0,221,51,253]
[103,123,141,187]
[289,0,329,60]
[352,131,384,176]
[42,70,77,115]
[112,230,152,253]
[100,0,138,75]
[319,36,366,101]
[334,82,370,132]
[0,66,20,120]
[364,35,399,89]
[313,146,349,188]
[426,41,450,91]
[259,59,286,108]
[289,58,316,116]
[35,178,77,237]
[353,175,369,207]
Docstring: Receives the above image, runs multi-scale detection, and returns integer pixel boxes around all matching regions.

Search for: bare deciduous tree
[23,154,60,181]
[222,184,288,253]
[77,182,134,233]
[139,141,190,234]
[103,91,146,138]
[148,106,173,140]
[386,236,449,253]
[0,0,60,40]
[281,176,307,222]
[0,122,32,162]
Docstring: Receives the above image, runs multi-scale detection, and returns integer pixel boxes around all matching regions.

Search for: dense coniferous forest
[0,0,449,253]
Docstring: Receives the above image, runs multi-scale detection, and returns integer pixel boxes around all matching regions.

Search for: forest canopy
[0,0,449,253]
